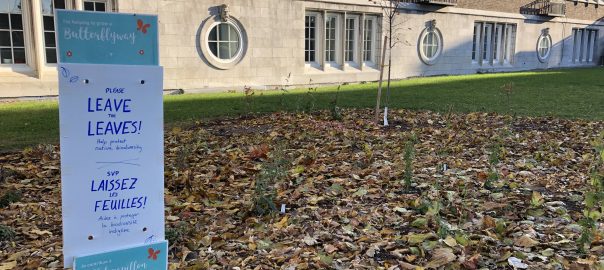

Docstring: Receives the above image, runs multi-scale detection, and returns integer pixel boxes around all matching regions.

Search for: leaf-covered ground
[1,109,603,269]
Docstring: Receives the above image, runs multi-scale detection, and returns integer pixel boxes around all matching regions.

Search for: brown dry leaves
[1,108,603,269]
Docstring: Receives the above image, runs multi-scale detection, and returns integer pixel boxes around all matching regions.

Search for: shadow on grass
[1,68,603,151]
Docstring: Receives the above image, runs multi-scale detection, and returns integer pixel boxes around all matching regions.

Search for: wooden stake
[375,36,388,124]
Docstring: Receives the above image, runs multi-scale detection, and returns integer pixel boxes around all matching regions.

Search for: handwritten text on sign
[59,63,164,267]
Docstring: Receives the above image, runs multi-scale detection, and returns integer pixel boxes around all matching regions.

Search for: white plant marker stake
[383,107,389,126]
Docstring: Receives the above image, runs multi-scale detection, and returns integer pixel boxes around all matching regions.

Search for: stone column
[30,0,45,79]
[75,0,83,10]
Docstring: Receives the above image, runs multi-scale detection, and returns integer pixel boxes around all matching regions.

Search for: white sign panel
[59,63,164,267]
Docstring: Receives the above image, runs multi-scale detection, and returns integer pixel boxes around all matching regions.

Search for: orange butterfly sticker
[137,19,151,34]
[147,248,160,261]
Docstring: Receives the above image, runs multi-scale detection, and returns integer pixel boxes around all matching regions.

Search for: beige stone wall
[387,5,604,80]
[1,0,603,97]
[124,0,385,91]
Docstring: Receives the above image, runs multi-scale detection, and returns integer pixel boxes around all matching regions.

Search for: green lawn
[1,67,603,151]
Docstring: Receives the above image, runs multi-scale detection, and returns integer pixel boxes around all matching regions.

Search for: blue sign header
[55,10,159,65]
[73,241,168,270]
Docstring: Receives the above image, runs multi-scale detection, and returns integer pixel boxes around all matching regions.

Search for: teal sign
[55,10,158,65]
[73,241,168,270]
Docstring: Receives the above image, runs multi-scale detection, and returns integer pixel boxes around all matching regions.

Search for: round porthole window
[537,33,552,63]
[418,25,443,65]
[200,13,247,70]
[207,22,242,61]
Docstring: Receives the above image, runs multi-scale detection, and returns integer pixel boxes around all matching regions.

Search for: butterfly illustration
[137,19,151,34]
[147,248,160,261]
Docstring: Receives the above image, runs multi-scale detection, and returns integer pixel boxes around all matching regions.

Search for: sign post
[56,10,166,269]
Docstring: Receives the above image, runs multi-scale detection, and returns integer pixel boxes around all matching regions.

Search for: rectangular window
[582,29,589,62]
[363,16,376,63]
[84,1,107,12]
[588,30,598,62]
[503,24,516,63]
[345,16,358,63]
[305,14,317,63]
[472,21,516,66]
[472,23,481,62]
[573,28,599,63]
[482,23,493,62]
[325,15,338,63]
[493,24,503,63]
[586,30,593,62]
[575,29,583,62]
[41,0,66,64]
[0,0,25,65]
[304,11,379,70]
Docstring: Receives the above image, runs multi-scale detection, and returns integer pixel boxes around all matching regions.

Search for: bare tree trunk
[384,12,394,127]
[375,36,388,124]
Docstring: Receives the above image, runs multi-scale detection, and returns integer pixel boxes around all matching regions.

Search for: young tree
[370,0,405,126]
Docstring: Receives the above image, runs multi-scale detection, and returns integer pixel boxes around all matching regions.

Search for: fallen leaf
[0,261,16,270]
[411,217,428,228]
[30,229,52,236]
[514,235,539,248]
[274,216,288,229]
[166,215,179,221]
[425,248,456,269]
[407,233,436,244]
[353,187,368,197]
[508,257,528,269]
[482,215,496,229]
[443,236,457,247]
[324,244,337,254]
[303,235,317,246]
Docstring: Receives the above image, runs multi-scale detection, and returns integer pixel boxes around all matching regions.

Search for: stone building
[1,0,603,98]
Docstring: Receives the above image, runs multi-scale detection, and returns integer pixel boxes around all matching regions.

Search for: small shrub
[578,133,604,253]
[22,144,55,160]
[0,225,16,241]
[243,86,255,115]
[279,73,292,111]
[165,221,190,245]
[304,86,318,113]
[253,144,290,215]
[485,140,503,189]
[403,134,417,190]
[330,85,342,121]
[0,189,22,208]
[500,82,514,114]
[0,167,25,183]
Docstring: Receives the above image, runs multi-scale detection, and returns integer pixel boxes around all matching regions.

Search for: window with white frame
[573,28,598,63]
[363,16,376,64]
[200,14,247,70]
[41,0,66,64]
[304,11,379,70]
[418,22,443,65]
[503,24,515,63]
[345,15,359,64]
[482,23,492,62]
[325,14,340,65]
[471,23,481,62]
[493,24,502,62]
[472,21,516,65]
[305,13,318,64]
[0,0,26,65]
[83,0,107,12]
[537,31,552,62]
[207,22,242,61]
